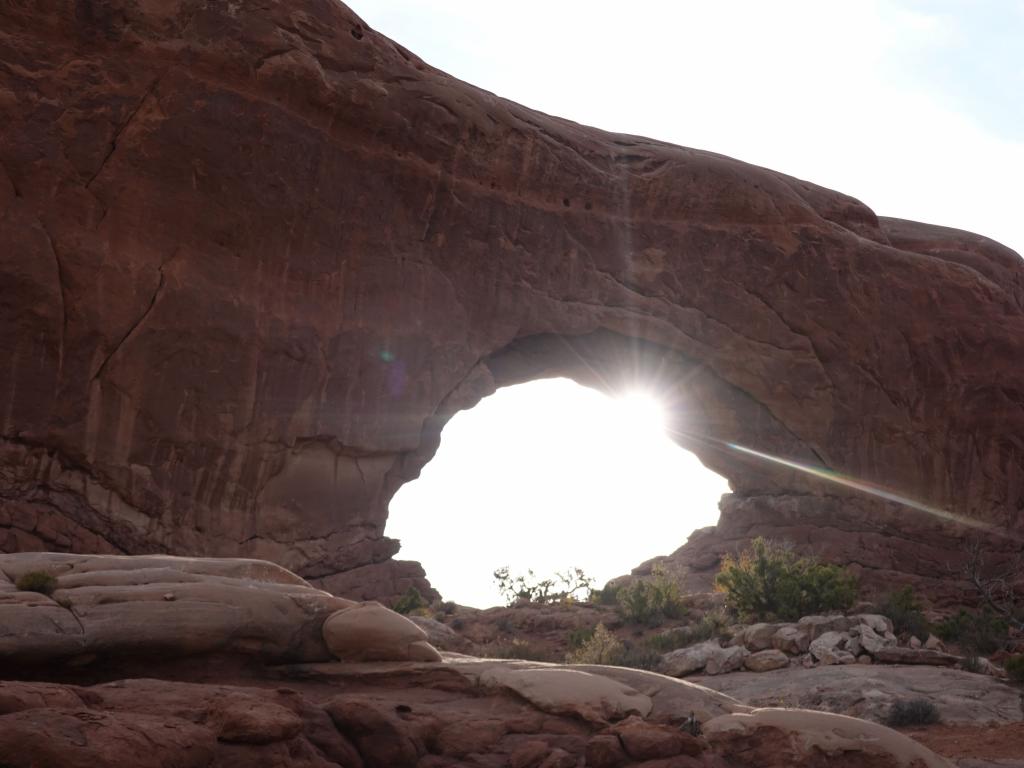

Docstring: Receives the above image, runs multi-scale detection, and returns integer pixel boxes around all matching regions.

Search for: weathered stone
[799,616,853,641]
[585,734,629,768]
[610,716,702,760]
[732,623,780,652]
[703,708,951,768]
[809,631,848,662]
[705,645,749,676]
[924,634,945,651]
[771,625,810,655]
[661,641,722,677]
[855,614,894,635]
[744,649,790,672]
[477,666,652,722]
[854,623,897,656]
[693,664,1024,726]
[210,696,303,744]
[0,0,1021,610]
[909,636,923,649]
[0,553,351,667]
[322,602,442,663]
[436,719,507,756]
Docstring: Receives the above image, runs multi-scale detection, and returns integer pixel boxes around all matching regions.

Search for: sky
[350,0,1024,607]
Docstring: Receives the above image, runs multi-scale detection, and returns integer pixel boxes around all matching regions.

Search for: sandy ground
[905,722,1024,765]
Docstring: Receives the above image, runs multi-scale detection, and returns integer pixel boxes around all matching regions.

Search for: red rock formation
[1,0,1022,601]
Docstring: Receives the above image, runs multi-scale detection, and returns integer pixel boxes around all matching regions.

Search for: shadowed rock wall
[1,0,1022,601]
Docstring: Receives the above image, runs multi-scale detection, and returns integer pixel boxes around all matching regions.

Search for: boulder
[704,708,952,768]
[744,649,790,672]
[924,634,945,651]
[705,645,749,676]
[855,614,894,635]
[854,623,897,656]
[771,625,810,655]
[799,616,853,640]
[477,666,652,722]
[909,636,922,649]
[321,603,442,662]
[608,715,702,760]
[661,640,722,677]
[731,623,780,652]
[809,631,847,660]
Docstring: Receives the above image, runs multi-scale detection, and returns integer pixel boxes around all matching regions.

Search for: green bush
[566,626,596,650]
[936,609,1007,655]
[1004,654,1024,683]
[392,587,426,615]
[646,611,728,652]
[714,537,857,621]
[15,571,58,596]
[879,586,931,639]
[885,698,940,727]
[616,568,687,626]
[589,583,620,606]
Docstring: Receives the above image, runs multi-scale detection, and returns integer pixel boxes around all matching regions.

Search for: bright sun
[612,391,667,438]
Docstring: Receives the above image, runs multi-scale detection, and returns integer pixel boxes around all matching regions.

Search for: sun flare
[612,391,667,438]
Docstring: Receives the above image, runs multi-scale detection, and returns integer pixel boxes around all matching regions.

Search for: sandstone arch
[1,0,1022,602]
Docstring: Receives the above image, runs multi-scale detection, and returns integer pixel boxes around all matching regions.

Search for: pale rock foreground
[0,554,958,766]
[0,553,439,666]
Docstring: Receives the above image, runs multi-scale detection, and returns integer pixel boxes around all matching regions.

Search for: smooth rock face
[321,602,442,662]
[1,0,1023,601]
[693,665,1024,726]
[704,708,954,768]
[0,552,353,666]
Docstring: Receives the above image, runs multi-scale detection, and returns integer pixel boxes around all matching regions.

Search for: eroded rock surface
[693,665,1024,726]
[1,0,1023,600]
[0,552,441,671]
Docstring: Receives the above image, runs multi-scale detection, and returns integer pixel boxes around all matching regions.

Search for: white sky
[353,0,1024,607]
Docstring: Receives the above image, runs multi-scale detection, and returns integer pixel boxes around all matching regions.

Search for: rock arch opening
[386,377,730,607]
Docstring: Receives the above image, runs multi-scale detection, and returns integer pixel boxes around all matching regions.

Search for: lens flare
[723,441,1001,535]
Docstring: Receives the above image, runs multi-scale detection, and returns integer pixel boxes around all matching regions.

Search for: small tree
[493,566,594,606]
[714,537,857,621]
[955,541,1023,632]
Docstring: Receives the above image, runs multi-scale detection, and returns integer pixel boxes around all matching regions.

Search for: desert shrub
[493,566,594,606]
[646,610,729,652]
[392,586,426,615]
[616,568,687,626]
[15,571,58,596]
[714,537,857,621]
[1004,654,1024,683]
[615,643,662,671]
[878,586,931,639]
[589,582,620,606]
[566,623,623,665]
[936,609,1007,655]
[566,626,596,650]
[486,638,558,662]
[885,698,940,727]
